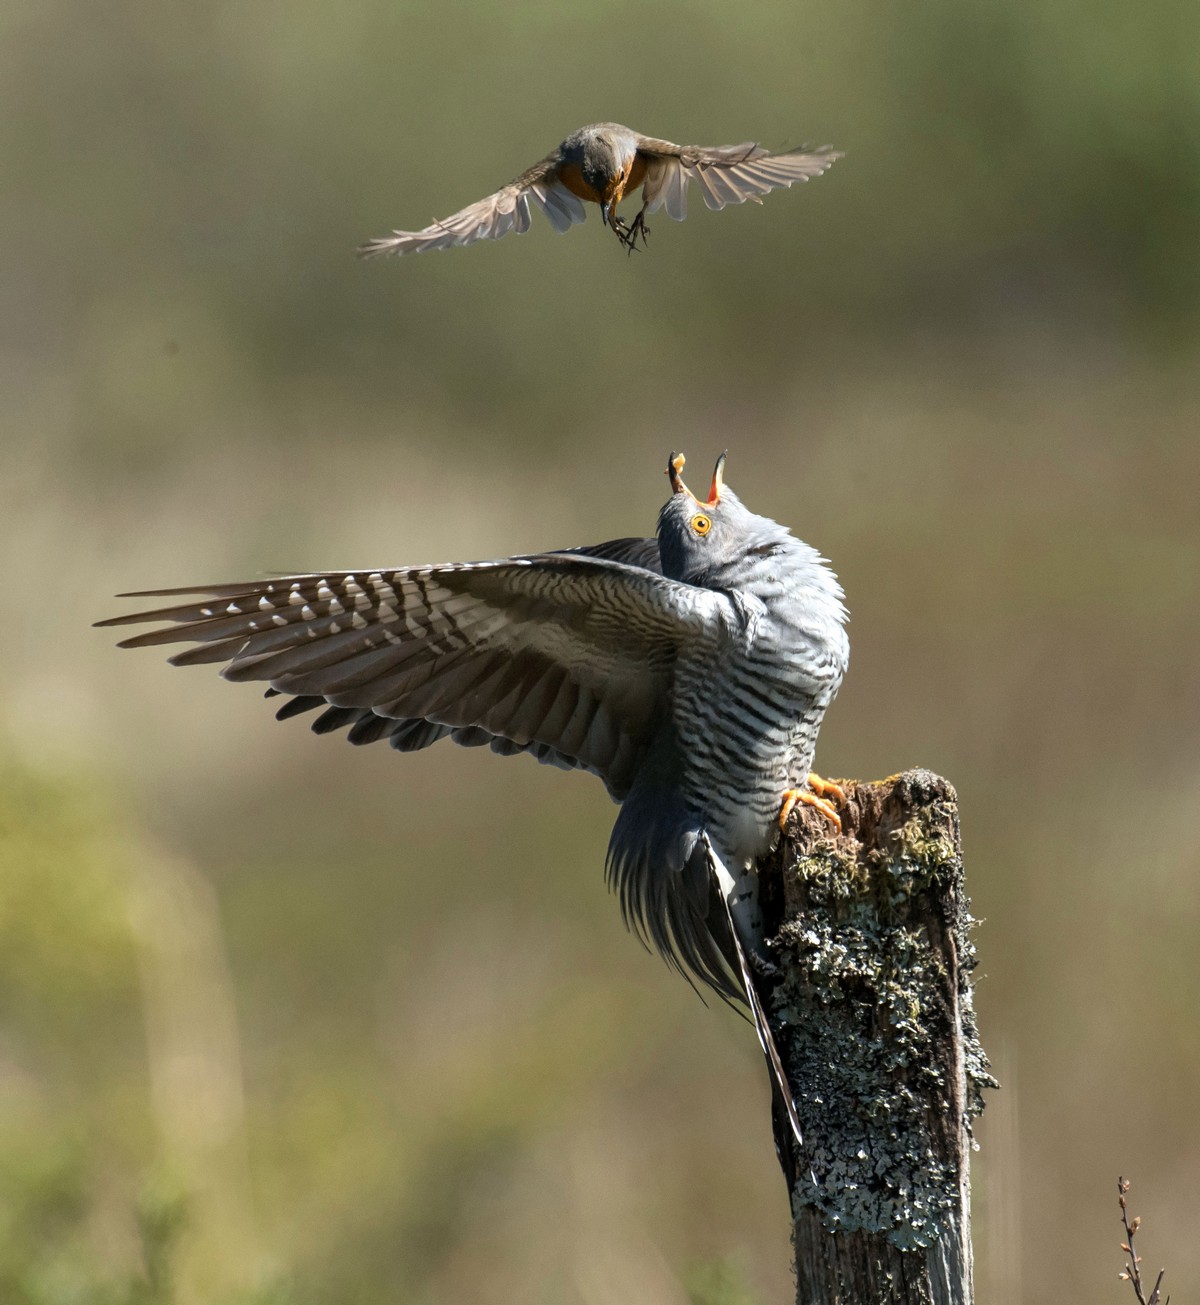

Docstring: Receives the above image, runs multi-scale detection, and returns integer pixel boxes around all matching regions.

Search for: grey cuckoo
[100,452,849,1166]
[359,123,840,256]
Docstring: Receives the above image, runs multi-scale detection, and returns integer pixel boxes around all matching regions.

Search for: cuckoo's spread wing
[273,538,666,774]
[99,546,708,801]
[636,138,840,221]
[358,154,589,258]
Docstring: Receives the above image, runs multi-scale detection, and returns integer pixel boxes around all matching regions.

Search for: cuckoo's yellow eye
[691,514,712,536]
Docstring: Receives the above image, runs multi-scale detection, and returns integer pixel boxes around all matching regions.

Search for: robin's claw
[613,212,649,256]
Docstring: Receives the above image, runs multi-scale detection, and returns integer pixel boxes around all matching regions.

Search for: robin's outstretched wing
[98,550,714,802]
[358,154,589,257]
[636,138,840,221]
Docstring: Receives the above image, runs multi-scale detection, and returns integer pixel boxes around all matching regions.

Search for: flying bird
[358,123,841,257]
[99,453,849,1170]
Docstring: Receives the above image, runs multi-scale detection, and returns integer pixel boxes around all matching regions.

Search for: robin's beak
[602,169,628,228]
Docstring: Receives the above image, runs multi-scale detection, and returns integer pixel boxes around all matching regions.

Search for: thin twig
[1117,1177,1168,1305]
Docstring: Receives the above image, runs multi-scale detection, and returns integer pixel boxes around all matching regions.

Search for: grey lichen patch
[772,909,958,1249]
[763,770,992,1253]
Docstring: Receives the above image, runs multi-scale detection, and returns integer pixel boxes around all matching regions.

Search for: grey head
[657,451,794,589]
[560,122,640,197]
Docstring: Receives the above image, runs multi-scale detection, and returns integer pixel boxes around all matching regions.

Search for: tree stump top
[763,769,994,1305]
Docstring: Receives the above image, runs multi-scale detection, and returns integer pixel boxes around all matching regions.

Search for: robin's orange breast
[605,155,649,206]
[557,155,650,205]
[558,160,602,203]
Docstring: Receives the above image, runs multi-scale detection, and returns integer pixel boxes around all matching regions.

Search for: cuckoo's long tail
[701,835,812,1183]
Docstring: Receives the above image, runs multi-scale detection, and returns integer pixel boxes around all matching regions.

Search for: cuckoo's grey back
[99,453,849,1002]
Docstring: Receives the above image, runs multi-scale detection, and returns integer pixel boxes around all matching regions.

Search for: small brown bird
[358,122,841,257]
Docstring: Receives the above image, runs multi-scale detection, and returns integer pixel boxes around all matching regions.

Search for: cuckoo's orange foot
[805,772,846,804]
[778,782,843,834]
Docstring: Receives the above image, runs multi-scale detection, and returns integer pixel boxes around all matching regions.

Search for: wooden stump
[757,769,992,1305]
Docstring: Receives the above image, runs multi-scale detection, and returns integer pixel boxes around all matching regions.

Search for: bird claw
[608,210,650,255]
[619,211,650,255]
[806,773,846,805]
[779,774,845,834]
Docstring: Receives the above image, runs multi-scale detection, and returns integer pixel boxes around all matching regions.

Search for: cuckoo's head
[657,452,791,584]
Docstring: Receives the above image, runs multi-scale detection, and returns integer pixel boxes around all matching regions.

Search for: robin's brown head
[579,135,618,196]
[575,127,637,208]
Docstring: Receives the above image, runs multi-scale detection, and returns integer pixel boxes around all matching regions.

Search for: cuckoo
[100,452,850,1167]
[359,123,840,256]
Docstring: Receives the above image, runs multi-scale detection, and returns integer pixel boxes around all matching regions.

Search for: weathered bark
[756,769,992,1305]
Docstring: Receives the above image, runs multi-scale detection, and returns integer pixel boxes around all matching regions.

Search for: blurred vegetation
[2,0,1199,1301]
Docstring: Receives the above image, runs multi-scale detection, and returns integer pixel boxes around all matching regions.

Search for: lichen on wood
[757,769,993,1305]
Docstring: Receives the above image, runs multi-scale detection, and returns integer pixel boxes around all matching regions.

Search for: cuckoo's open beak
[668,452,688,494]
[707,452,727,506]
[667,451,727,505]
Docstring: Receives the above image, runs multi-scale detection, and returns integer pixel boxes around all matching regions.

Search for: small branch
[1118,1177,1168,1305]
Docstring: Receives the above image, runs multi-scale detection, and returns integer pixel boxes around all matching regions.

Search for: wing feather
[99,547,714,800]
[638,138,840,222]
[357,153,589,257]
[251,539,664,774]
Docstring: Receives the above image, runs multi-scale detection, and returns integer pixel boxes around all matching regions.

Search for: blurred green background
[3,0,1199,1301]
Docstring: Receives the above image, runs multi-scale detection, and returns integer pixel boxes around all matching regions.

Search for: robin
[359,122,840,258]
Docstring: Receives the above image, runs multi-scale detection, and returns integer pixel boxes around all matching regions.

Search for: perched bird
[359,123,840,257]
[99,453,849,1167]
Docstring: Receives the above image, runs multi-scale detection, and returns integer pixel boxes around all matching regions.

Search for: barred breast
[674,552,849,865]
